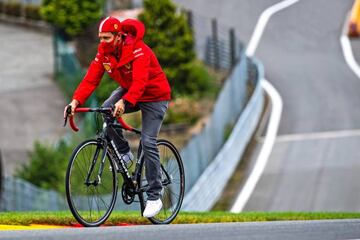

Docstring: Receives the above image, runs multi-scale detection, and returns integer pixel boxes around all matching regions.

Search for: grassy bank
[1,211,360,226]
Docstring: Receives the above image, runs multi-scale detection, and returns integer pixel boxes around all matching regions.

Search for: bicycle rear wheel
[65,139,118,227]
[138,139,185,224]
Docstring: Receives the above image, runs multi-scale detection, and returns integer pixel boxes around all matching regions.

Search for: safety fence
[0,176,141,211]
[0,0,42,22]
[0,0,41,5]
[0,177,67,211]
[187,10,244,70]
[54,30,100,135]
[180,53,249,194]
[175,9,264,205]
[182,58,264,211]
[53,29,87,101]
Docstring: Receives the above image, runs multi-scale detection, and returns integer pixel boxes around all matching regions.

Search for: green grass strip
[1,211,360,226]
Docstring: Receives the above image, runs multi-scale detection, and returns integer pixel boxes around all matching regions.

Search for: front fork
[85,138,108,186]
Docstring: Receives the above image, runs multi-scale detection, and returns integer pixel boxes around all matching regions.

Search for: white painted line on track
[274,129,360,142]
[341,35,360,78]
[231,0,299,213]
[246,0,300,57]
[231,79,283,213]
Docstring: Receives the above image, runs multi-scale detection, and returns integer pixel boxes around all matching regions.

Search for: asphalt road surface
[244,0,360,211]
[174,0,282,46]
[2,220,360,240]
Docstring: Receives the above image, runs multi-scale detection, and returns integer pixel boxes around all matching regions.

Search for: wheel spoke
[95,187,110,212]
[74,161,87,183]
[82,146,91,174]
[168,188,180,197]
[138,141,184,224]
[76,149,89,176]
[66,141,117,226]
[93,188,102,216]
[87,187,93,222]
[162,192,168,218]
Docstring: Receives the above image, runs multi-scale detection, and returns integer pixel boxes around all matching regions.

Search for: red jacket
[73,19,171,106]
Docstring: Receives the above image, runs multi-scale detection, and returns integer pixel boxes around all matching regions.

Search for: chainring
[121,183,135,204]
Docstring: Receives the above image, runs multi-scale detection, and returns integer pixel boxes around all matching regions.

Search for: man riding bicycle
[64,16,171,218]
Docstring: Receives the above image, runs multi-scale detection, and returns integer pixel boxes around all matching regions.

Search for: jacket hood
[117,18,146,67]
[120,18,145,43]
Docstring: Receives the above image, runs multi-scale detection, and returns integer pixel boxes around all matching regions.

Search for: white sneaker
[143,199,163,218]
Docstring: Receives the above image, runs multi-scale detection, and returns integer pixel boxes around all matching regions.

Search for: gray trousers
[102,87,169,200]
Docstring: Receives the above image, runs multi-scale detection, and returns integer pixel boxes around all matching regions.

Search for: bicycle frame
[64,107,145,194]
[64,106,185,225]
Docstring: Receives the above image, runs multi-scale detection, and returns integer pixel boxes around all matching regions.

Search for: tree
[15,140,72,192]
[40,0,104,37]
[139,0,214,97]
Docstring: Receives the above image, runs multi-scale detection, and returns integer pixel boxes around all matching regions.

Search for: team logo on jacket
[103,63,112,73]
[124,63,131,70]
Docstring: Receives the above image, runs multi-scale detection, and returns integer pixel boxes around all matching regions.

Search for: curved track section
[245,0,360,211]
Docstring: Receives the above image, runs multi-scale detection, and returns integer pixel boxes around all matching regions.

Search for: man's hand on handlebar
[64,99,79,118]
[62,106,133,132]
[113,99,125,117]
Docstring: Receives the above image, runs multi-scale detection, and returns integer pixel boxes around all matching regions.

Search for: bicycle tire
[137,139,185,224]
[65,139,118,227]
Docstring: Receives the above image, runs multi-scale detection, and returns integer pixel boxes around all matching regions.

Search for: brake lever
[109,104,116,117]
[63,116,68,127]
[63,105,72,127]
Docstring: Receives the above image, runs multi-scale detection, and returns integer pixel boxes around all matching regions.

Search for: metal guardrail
[180,53,250,194]
[0,0,41,6]
[181,58,264,211]
[187,11,243,70]
[0,177,67,211]
[0,176,142,211]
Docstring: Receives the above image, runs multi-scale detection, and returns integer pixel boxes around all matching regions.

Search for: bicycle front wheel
[138,139,185,224]
[65,139,118,227]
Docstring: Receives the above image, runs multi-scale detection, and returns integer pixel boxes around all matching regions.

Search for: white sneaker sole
[143,203,163,218]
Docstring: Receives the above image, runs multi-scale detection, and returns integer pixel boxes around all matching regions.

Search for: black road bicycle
[63,106,185,227]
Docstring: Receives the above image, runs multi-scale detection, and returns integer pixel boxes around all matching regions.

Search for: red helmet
[98,16,121,33]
